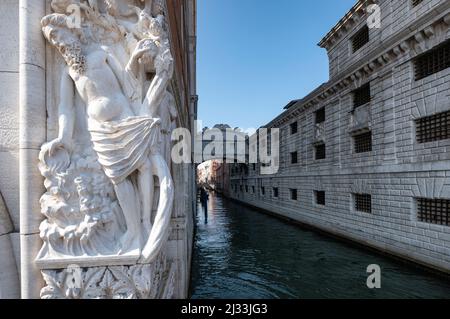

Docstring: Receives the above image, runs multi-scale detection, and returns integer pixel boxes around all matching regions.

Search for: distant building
[228,0,450,273]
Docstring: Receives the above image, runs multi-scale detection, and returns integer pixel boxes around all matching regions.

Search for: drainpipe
[19,0,46,299]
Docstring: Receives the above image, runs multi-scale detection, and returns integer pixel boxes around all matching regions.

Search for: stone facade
[0,0,197,299]
[228,0,450,273]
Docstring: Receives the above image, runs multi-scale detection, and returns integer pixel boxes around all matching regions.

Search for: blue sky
[197,0,356,130]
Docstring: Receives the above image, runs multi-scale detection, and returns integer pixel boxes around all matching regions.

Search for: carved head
[137,38,159,66]
[41,14,86,74]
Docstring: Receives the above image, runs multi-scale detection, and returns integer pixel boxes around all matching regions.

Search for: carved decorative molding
[41,252,176,299]
[411,15,450,56]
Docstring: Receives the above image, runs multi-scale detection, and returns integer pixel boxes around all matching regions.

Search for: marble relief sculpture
[37,0,177,298]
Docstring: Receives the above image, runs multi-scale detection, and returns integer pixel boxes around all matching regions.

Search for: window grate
[290,189,298,201]
[414,40,450,80]
[290,121,298,134]
[353,83,371,108]
[417,198,450,226]
[315,191,325,205]
[352,25,369,52]
[416,110,450,143]
[291,151,298,164]
[315,107,326,124]
[315,143,326,160]
[354,193,372,213]
[273,187,279,198]
[354,131,372,153]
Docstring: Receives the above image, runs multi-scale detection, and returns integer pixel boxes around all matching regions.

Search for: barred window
[354,193,372,213]
[315,191,325,206]
[353,83,371,109]
[273,187,279,198]
[354,131,372,153]
[290,189,298,201]
[315,143,326,160]
[315,107,326,124]
[414,40,450,80]
[412,0,423,7]
[291,151,298,164]
[261,187,265,195]
[290,121,298,134]
[415,110,450,143]
[417,198,450,226]
[352,25,369,52]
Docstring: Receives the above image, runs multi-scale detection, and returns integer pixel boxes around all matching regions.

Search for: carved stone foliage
[37,144,125,262]
[41,253,176,299]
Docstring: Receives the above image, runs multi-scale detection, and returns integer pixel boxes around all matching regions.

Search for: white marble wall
[0,0,197,299]
[0,0,21,299]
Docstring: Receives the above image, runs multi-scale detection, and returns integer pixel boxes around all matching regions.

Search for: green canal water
[190,191,450,299]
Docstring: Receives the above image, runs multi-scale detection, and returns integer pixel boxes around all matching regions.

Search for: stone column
[19,0,47,299]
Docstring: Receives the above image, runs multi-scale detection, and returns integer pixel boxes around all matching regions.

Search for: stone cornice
[318,0,378,50]
[266,8,450,129]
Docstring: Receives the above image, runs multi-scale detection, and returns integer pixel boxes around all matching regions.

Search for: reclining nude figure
[40,13,174,263]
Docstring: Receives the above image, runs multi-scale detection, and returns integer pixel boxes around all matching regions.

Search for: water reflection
[190,191,450,299]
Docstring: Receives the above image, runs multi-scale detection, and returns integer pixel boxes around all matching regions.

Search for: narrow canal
[190,191,450,299]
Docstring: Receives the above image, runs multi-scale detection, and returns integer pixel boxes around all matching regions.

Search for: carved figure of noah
[40,13,174,263]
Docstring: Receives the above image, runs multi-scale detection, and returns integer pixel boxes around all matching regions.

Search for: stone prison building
[229,0,450,273]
